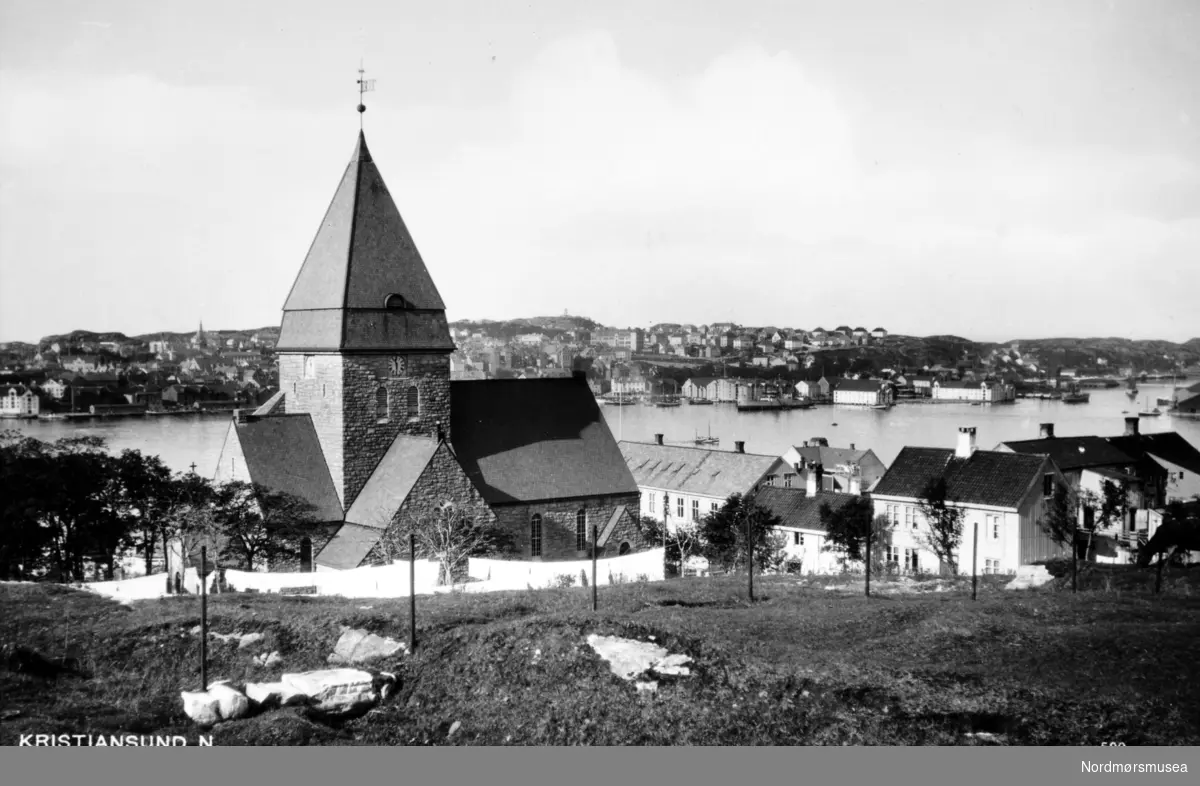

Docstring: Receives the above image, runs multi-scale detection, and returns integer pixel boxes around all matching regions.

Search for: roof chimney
[956,426,977,458]
[1124,417,1139,437]
[734,441,745,453]
[849,443,855,451]
[1039,423,1055,439]
[655,433,664,446]
[847,463,862,496]
[805,468,818,496]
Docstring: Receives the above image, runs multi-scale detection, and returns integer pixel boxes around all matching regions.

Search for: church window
[385,294,411,310]
[406,386,419,418]
[376,387,389,423]
[576,509,587,551]
[303,355,315,379]
[530,514,543,557]
[619,541,632,556]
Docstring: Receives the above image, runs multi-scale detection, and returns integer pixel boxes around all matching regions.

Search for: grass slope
[2,568,1199,746]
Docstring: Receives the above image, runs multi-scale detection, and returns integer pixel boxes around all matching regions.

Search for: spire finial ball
[357,104,366,113]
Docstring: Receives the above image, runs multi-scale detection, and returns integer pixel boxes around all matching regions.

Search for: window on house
[677,497,684,518]
[406,386,419,418]
[691,500,699,521]
[530,514,543,557]
[711,502,719,512]
[886,546,900,565]
[784,473,795,488]
[1043,473,1054,497]
[375,386,388,422]
[649,494,655,512]
[793,532,800,546]
[991,517,1000,540]
[576,510,587,552]
[904,548,918,572]
[904,507,913,529]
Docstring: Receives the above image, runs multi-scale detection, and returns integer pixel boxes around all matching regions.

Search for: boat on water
[1138,397,1162,417]
[653,398,681,408]
[687,398,714,405]
[1060,384,1090,404]
[1157,397,1175,407]
[870,403,891,410]
[603,396,638,406]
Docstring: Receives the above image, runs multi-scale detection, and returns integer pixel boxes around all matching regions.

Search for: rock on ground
[254,650,283,668]
[586,634,694,681]
[327,627,408,665]
[244,681,308,709]
[181,682,251,726]
[282,668,378,717]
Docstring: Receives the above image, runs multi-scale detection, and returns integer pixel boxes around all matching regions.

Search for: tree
[111,450,174,576]
[210,480,323,571]
[917,476,966,575]
[634,515,702,576]
[699,493,785,575]
[381,504,512,586]
[1040,480,1078,549]
[1094,479,1130,559]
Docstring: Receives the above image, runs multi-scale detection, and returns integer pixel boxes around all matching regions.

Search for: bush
[551,574,576,589]
[1037,558,1072,578]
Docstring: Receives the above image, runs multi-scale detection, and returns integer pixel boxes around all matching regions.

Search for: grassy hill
[3,568,1199,746]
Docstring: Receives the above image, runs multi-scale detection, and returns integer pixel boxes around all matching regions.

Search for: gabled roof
[315,523,381,570]
[1108,432,1200,474]
[755,487,859,532]
[277,132,454,353]
[450,377,638,504]
[619,441,776,498]
[788,445,878,472]
[999,436,1135,471]
[344,436,440,529]
[872,447,1047,509]
[232,414,343,522]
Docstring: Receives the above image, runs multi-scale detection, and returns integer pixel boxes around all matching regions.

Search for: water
[6,384,1197,475]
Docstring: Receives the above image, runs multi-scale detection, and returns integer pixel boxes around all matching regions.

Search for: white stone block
[282,668,378,716]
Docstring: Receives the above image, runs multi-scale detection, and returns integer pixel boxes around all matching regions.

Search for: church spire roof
[277,131,454,353]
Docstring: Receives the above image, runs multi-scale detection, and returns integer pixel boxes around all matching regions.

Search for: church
[214,129,647,571]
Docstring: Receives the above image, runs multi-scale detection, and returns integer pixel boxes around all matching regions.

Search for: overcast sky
[1,0,1198,343]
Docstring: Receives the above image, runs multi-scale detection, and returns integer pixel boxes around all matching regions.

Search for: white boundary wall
[468,548,665,590]
[76,549,666,601]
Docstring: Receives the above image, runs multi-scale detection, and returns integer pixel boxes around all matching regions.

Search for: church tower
[274,131,455,511]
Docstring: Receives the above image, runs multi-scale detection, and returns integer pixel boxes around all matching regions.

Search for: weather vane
[357,62,375,128]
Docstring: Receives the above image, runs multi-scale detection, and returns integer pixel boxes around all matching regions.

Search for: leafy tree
[634,515,703,576]
[1040,480,1078,549]
[110,450,174,575]
[699,493,785,575]
[1094,479,1130,557]
[917,476,966,575]
[210,480,323,572]
[382,503,513,585]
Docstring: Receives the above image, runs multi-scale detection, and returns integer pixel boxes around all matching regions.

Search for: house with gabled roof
[754,486,857,574]
[214,127,648,573]
[871,427,1068,575]
[620,436,776,529]
[776,441,888,493]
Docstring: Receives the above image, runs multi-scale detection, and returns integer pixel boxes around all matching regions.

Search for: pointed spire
[276,131,454,353]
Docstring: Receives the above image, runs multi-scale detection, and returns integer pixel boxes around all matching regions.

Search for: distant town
[1,317,1198,420]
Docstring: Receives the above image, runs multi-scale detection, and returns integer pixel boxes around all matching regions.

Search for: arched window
[384,293,411,310]
[619,541,632,556]
[530,514,543,557]
[406,386,419,418]
[300,538,313,573]
[376,386,389,422]
[576,509,587,552]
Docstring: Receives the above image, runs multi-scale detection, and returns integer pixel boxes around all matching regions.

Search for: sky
[1,0,1198,344]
